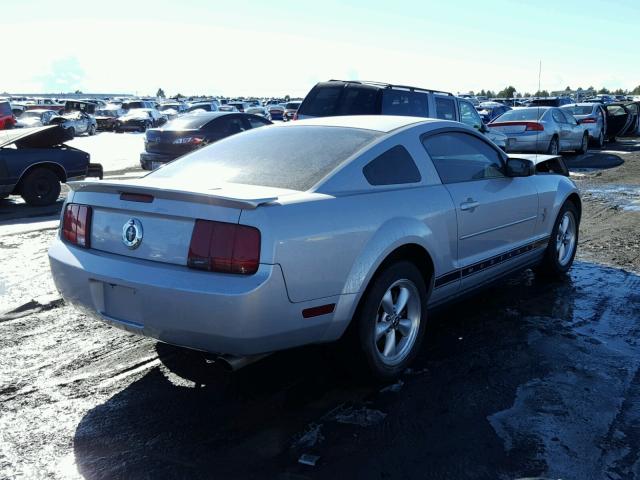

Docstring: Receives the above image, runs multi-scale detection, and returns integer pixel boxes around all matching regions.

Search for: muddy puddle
[584,185,640,211]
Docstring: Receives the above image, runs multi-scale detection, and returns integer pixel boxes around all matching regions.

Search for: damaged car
[95,106,126,131]
[605,102,640,139]
[49,116,580,379]
[114,108,166,132]
[15,109,58,129]
[0,125,102,205]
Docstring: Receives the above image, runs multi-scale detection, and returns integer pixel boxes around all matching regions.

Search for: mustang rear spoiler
[67,180,278,210]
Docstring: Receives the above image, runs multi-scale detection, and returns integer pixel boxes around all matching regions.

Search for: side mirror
[479,123,489,133]
[506,158,535,177]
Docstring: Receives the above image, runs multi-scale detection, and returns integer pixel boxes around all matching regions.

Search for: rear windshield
[188,104,212,112]
[299,84,379,117]
[562,105,595,116]
[150,125,381,191]
[0,102,11,115]
[492,108,546,122]
[529,99,559,107]
[162,115,215,130]
[124,101,145,109]
[285,102,300,109]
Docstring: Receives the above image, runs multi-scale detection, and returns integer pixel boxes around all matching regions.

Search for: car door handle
[460,199,480,211]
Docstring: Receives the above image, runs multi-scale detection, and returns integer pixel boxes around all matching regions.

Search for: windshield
[96,109,118,117]
[160,104,179,111]
[22,111,41,118]
[150,125,381,191]
[492,108,546,122]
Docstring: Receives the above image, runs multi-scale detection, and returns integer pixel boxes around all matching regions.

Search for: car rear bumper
[48,237,341,356]
[139,151,178,170]
[502,132,553,153]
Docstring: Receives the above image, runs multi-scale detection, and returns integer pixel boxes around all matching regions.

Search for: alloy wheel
[556,211,576,266]
[373,279,421,366]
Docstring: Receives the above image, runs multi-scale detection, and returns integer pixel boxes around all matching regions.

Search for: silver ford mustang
[49,116,581,379]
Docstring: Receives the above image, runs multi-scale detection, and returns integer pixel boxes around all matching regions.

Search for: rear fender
[322,217,436,341]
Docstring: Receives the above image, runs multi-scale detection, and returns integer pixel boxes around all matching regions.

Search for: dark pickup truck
[0,125,102,206]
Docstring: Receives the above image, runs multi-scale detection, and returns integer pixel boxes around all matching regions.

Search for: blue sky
[3,0,639,97]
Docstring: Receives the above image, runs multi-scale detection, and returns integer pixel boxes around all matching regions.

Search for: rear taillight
[62,203,92,248]
[579,118,596,124]
[489,121,544,131]
[524,122,544,131]
[188,220,260,275]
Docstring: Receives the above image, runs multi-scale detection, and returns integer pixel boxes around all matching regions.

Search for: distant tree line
[466,84,640,98]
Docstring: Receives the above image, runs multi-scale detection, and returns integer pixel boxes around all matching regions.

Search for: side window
[363,145,421,186]
[219,116,246,136]
[552,109,566,123]
[337,86,378,115]
[382,90,429,117]
[435,97,456,120]
[458,101,482,129]
[422,132,505,184]
[562,111,577,125]
[247,116,270,129]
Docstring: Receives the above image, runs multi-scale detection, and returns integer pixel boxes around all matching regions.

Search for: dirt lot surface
[1,134,639,479]
[566,138,640,272]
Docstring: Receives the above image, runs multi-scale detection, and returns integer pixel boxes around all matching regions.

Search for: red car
[0,101,16,129]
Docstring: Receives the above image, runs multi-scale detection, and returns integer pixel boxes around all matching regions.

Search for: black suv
[297,80,458,119]
[528,97,573,107]
[295,80,508,150]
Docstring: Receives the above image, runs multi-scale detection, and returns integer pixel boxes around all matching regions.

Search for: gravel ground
[1,135,639,480]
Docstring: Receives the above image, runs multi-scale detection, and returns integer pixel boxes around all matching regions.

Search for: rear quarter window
[363,145,421,185]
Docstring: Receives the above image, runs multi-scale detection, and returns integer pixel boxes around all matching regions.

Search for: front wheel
[88,124,96,136]
[350,261,428,381]
[67,127,76,137]
[536,202,579,277]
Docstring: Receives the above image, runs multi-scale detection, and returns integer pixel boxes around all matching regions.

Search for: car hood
[0,125,72,148]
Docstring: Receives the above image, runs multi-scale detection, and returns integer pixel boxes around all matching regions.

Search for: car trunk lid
[144,128,203,156]
[68,178,290,266]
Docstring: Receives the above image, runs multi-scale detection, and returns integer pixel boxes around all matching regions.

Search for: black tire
[67,127,76,137]
[547,136,559,155]
[88,125,96,136]
[577,133,588,154]
[536,201,579,277]
[595,129,605,149]
[348,261,428,381]
[20,168,61,206]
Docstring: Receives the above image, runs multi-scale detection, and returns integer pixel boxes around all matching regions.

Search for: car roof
[181,111,238,120]
[561,103,598,108]
[280,115,436,133]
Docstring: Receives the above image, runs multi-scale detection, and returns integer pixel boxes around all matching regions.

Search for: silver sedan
[561,103,607,148]
[49,116,581,379]
[489,107,589,155]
